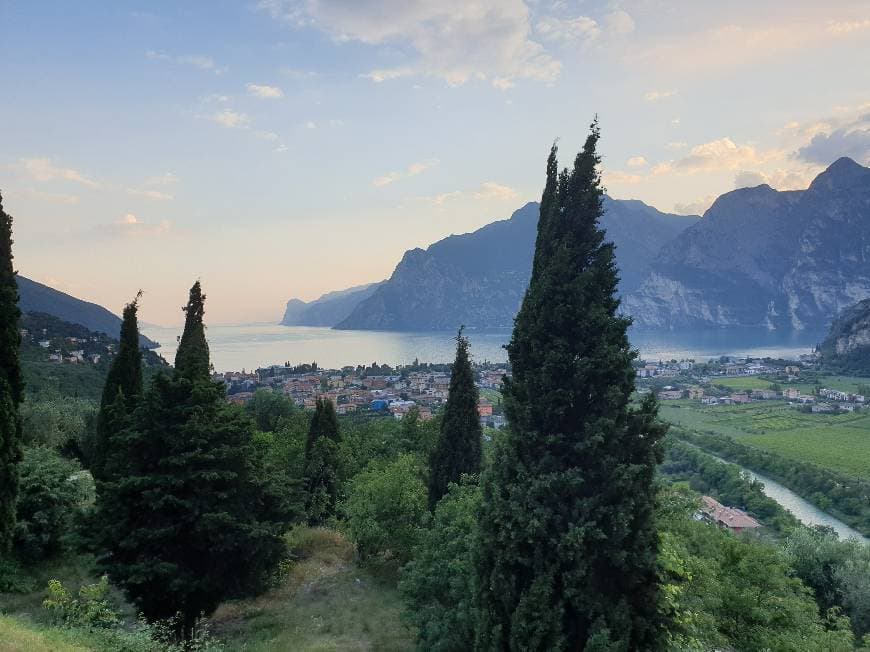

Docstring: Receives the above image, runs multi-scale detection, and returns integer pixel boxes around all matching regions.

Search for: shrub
[14,446,93,561]
[43,576,120,629]
[343,454,427,564]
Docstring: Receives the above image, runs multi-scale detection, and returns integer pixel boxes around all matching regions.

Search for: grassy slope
[212,528,414,651]
[660,398,870,479]
[0,615,90,652]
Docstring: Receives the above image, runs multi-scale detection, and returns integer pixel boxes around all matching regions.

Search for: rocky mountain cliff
[281,282,383,327]
[335,198,697,331]
[625,158,870,330]
[819,298,870,375]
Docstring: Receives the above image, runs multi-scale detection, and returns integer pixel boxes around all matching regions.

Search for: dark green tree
[474,125,667,651]
[302,397,342,524]
[91,293,142,479]
[95,282,295,640]
[428,328,481,509]
[0,191,23,553]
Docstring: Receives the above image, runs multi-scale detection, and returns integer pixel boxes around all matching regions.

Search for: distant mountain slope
[336,198,697,331]
[819,298,870,375]
[625,158,870,330]
[17,275,157,347]
[281,282,384,327]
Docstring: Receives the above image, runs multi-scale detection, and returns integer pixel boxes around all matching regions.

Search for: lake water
[142,323,824,374]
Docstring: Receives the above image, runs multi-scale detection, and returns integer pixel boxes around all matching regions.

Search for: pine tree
[428,328,482,509]
[0,192,23,553]
[475,125,667,651]
[95,282,294,640]
[91,293,142,479]
[302,397,342,524]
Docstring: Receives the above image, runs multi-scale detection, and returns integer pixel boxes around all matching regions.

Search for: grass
[213,527,415,651]
[659,400,870,479]
[0,615,89,652]
[710,376,775,391]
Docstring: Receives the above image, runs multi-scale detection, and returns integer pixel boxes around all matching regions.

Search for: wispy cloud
[146,50,227,74]
[373,158,439,187]
[21,158,99,188]
[127,188,174,201]
[96,213,172,238]
[20,188,80,204]
[644,90,676,102]
[208,109,251,128]
[627,156,648,167]
[473,181,518,201]
[247,83,284,98]
[535,16,599,43]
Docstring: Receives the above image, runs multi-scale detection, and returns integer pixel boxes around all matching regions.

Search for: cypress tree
[96,282,293,641]
[91,293,143,479]
[0,192,24,553]
[302,397,342,524]
[428,327,482,509]
[475,125,667,651]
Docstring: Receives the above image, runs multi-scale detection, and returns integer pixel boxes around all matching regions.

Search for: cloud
[21,158,99,188]
[665,141,687,151]
[281,68,318,79]
[826,19,870,35]
[261,0,561,87]
[473,182,518,201]
[144,172,179,186]
[664,138,768,173]
[209,110,251,128]
[20,188,80,204]
[254,130,280,141]
[733,170,768,189]
[374,158,439,187]
[673,195,717,216]
[127,188,174,201]
[247,83,284,98]
[535,16,599,43]
[796,125,870,165]
[305,120,316,129]
[604,10,635,36]
[644,90,676,102]
[146,50,227,74]
[97,213,172,238]
[361,67,415,83]
[603,170,643,185]
[627,156,648,167]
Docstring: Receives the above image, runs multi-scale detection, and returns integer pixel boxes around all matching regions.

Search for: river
[141,323,823,374]
[708,454,867,543]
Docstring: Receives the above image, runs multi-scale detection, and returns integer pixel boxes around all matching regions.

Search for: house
[477,400,494,417]
[699,496,761,533]
[751,389,778,400]
[657,390,683,401]
[686,387,705,400]
[784,366,800,376]
[730,393,751,404]
[38,340,50,348]
[782,388,801,400]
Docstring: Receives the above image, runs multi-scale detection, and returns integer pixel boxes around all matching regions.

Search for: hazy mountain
[625,158,870,330]
[819,298,870,375]
[335,198,697,331]
[281,282,384,327]
[18,275,157,348]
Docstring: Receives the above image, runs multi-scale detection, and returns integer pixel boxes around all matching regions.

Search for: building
[699,496,761,534]
[657,389,683,401]
[782,388,801,400]
[477,400,494,417]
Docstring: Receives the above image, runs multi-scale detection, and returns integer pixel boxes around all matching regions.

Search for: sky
[1,0,869,326]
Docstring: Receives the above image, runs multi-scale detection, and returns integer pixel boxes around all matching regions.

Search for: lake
[142,323,823,373]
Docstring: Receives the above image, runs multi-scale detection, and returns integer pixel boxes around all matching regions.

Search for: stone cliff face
[820,298,870,374]
[336,199,697,331]
[625,158,870,330]
[281,283,383,327]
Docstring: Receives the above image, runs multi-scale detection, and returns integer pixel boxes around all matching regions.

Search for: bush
[400,479,480,652]
[43,576,120,629]
[14,446,93,561]
[343,454,427,564]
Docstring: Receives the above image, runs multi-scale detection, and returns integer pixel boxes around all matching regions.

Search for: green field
[709,376,775,391]
[660,400,870,479]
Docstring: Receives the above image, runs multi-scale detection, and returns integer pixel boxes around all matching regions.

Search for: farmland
[659,400,870,479]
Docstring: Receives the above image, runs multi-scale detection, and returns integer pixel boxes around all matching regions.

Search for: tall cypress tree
[475,125,667,651]
[302,397,342,524]
[96,282,292,640]
[91,293,143,479]
[428,327,481,509]
[0,192,24,553]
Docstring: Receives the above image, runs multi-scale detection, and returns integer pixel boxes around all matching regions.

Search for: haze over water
[143,323,823,373]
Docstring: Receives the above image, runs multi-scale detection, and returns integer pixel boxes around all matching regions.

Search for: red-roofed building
[699,496,761,534]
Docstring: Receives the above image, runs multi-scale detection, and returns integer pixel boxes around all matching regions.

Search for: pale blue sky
[1,0,869,325]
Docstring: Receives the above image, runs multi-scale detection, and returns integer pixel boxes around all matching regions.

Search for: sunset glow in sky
[2,0,869,325]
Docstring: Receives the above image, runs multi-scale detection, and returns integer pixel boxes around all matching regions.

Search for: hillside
[281,282,383,327]
[819,298,870,375]
[18,275,157,348]
[625,158,870,330]
[336,198,697,331]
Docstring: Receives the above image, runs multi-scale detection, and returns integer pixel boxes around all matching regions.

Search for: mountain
[335,198,697,331]
[281,282,384,327]
[625,158,870,330]
[17,275,157,348]
[819,298,870,375]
